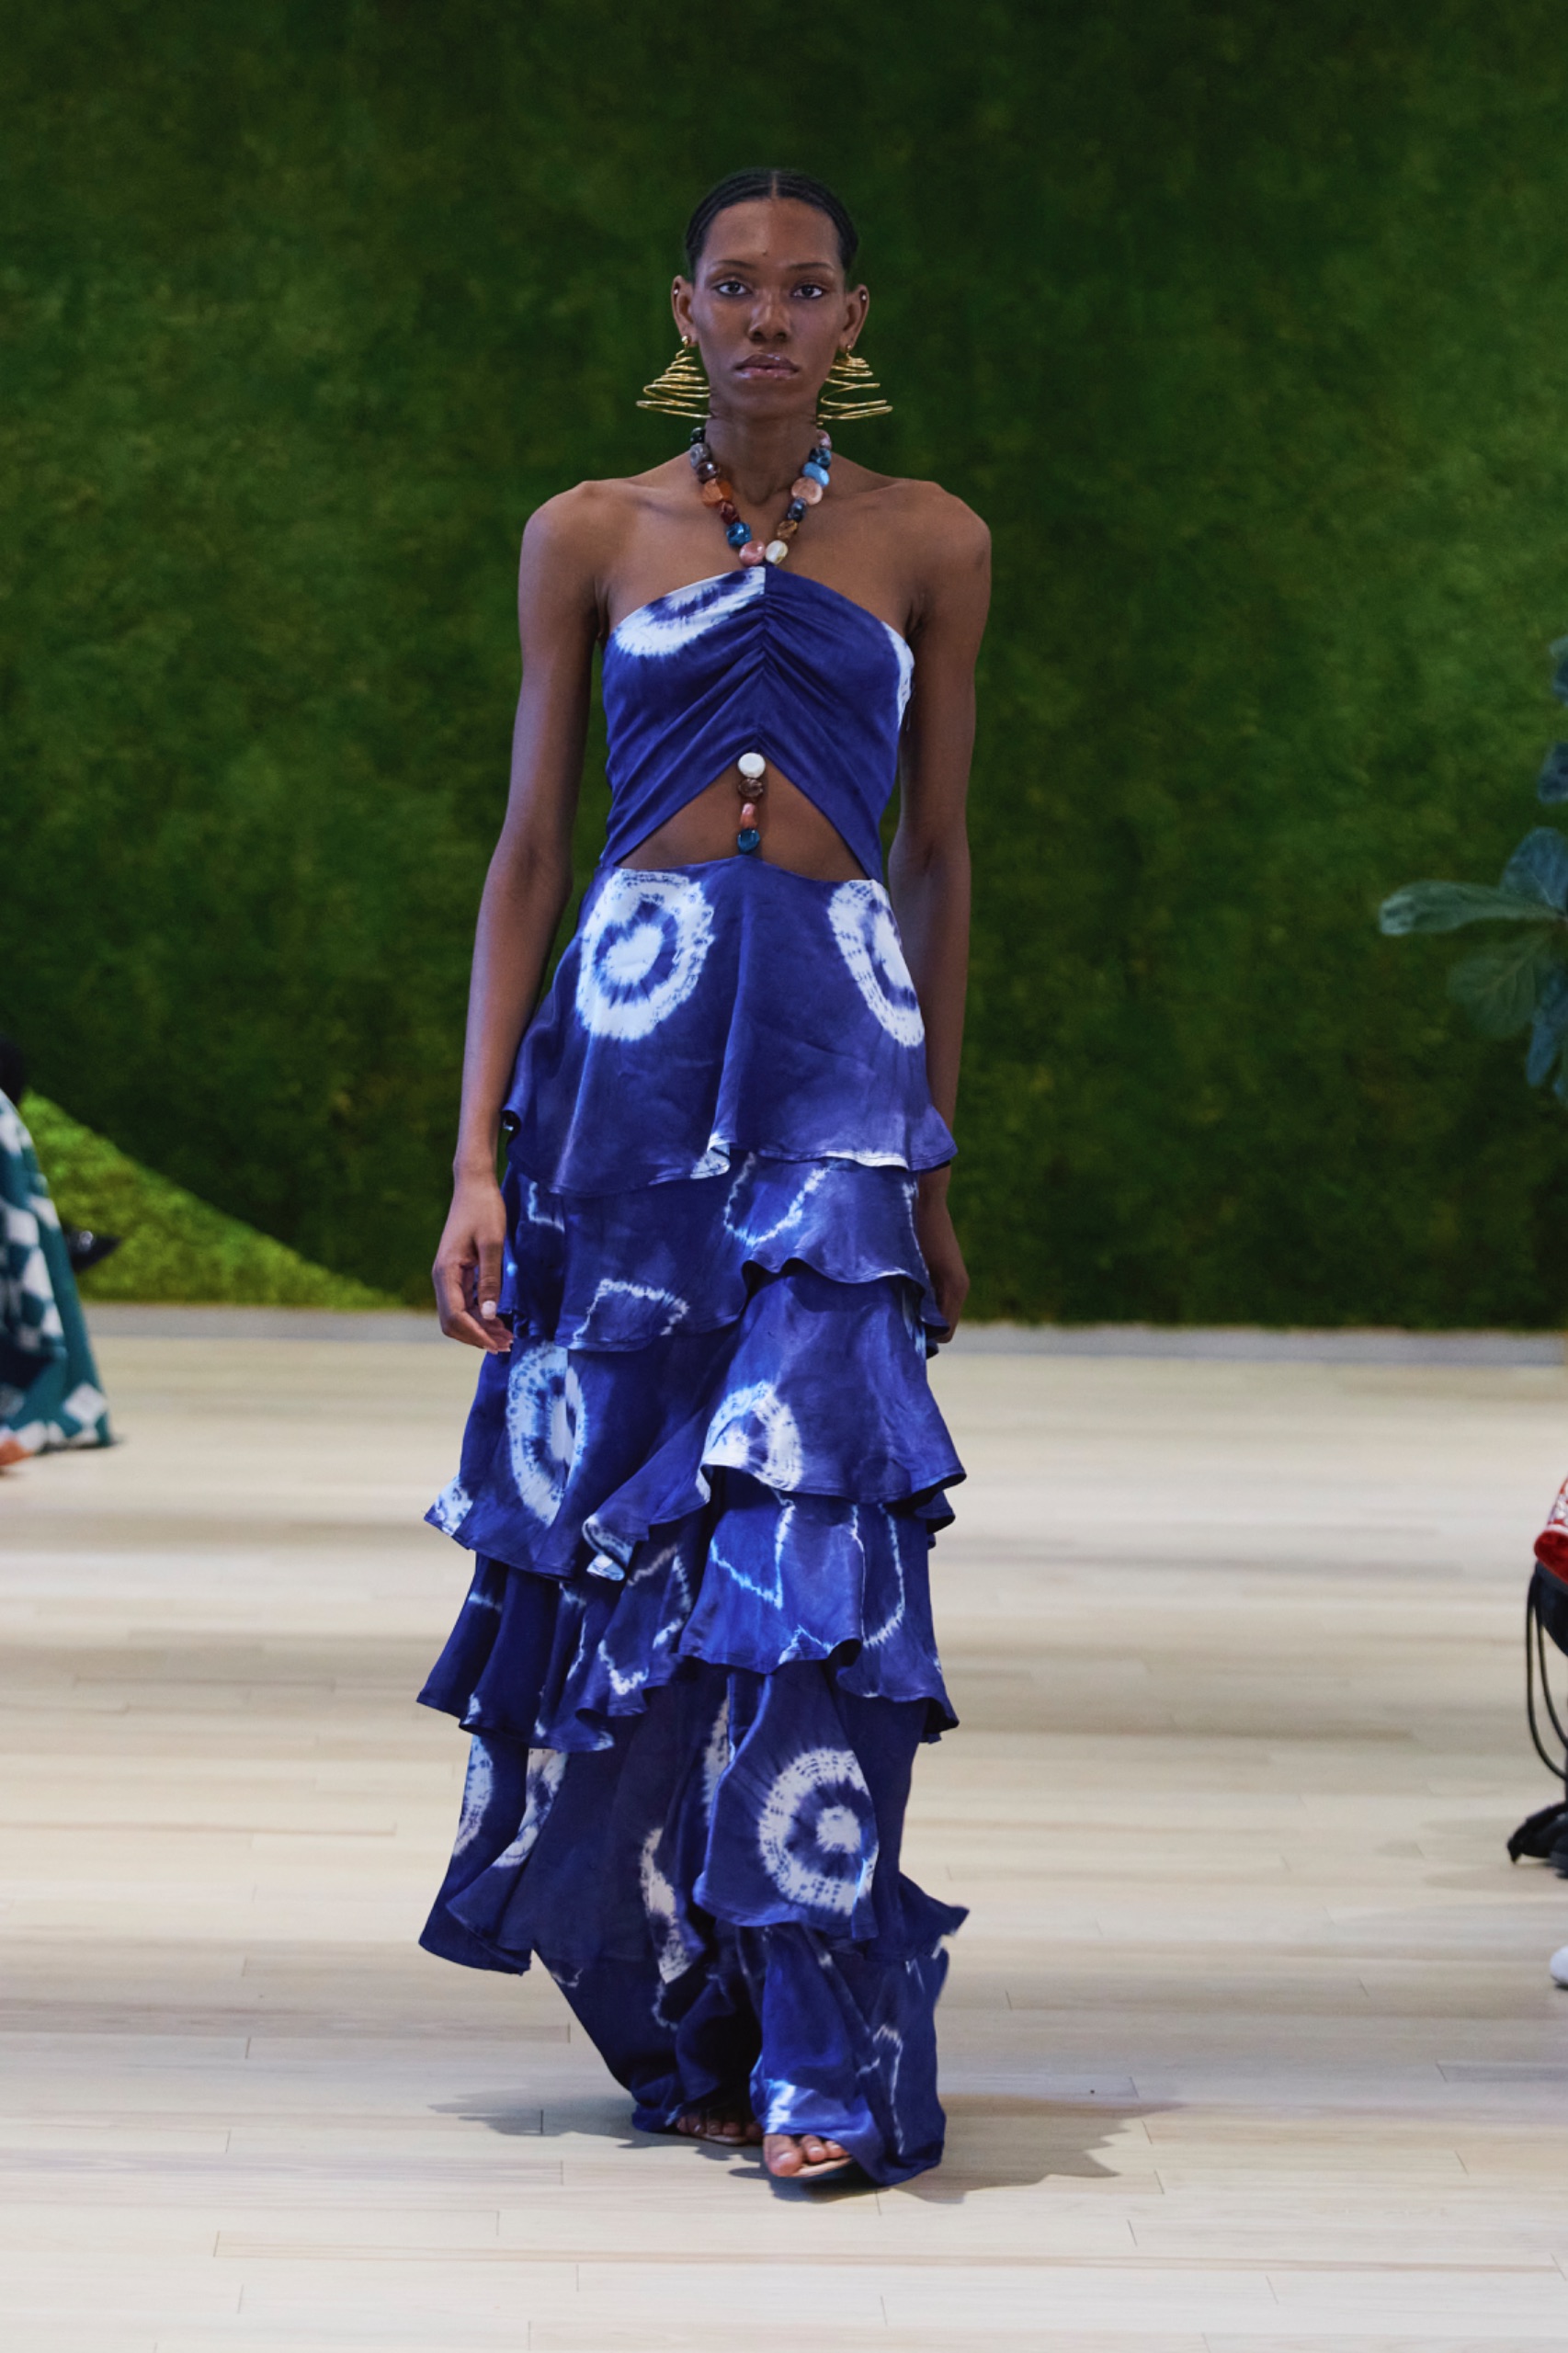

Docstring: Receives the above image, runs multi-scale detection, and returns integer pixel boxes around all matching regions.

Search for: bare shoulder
[521,472,658,565]
[889,476,990,571]
[873,477,990,643]
[518,465,684,618]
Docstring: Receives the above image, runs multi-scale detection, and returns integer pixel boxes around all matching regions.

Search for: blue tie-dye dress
[419,565,967,2183]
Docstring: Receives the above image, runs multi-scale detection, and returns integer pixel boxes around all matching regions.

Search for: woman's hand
[433,1171,513,1354]
[915,1171,969,1343]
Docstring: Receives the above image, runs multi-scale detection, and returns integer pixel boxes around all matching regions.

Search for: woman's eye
[712,278,749,297]
[791,282,827,299]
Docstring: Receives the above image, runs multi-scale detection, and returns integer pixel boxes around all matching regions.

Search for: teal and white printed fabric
[0,1091,111,1456]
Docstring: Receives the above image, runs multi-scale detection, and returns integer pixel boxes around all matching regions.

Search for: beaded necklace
[687,421,833,570]
[687,422,835,855]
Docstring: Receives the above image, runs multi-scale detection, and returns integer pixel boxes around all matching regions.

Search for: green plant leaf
[1502,826,1568,909]
[1378,881,1560,936]
[1446,935,1560,1039]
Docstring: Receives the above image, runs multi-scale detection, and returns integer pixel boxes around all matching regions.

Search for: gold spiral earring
[817,347,892,424]
[637,335,711,418]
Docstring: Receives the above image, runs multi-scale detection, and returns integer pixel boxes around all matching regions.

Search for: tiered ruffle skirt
[420,858,966,2183]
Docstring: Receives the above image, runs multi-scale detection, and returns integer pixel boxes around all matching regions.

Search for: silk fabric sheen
[600,567,914,880]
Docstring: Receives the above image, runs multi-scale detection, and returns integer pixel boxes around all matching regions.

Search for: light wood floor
[5,1338,1568,2350]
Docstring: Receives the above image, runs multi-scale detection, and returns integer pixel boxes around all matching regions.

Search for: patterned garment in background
[0,1091,110,1456]
[420,564,968,2185]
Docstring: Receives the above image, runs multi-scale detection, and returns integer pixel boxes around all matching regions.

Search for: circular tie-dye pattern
[827,881,925,1046]
[451,1735,494,1856]
[505,1342,586,1522]
[704,1381,804,1491]
[638,1824,695,1983]
[756,1745,879,1917]
[575,870,715,1040]
[722,1155,829,1250]
[610,567,763,658]
[493,1747,567,1870]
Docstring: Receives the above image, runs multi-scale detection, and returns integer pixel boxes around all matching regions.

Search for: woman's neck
[701,408,821,508]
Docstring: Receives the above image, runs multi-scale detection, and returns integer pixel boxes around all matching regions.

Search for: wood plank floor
[5,1337,1568,2349]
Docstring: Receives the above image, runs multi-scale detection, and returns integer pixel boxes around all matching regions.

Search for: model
[420,166,990,2186]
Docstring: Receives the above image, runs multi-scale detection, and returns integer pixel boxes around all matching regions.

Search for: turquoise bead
[801,460,830,487]
[736,826,762,855]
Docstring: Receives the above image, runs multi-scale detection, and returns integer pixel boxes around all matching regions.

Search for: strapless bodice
[599,567,914,881]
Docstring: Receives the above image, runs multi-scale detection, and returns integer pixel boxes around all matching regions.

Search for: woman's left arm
[887,489,992,1336]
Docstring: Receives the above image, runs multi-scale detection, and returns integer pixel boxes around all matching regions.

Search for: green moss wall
[7,1,1568,1321]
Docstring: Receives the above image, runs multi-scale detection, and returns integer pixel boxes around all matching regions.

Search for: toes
[763,2133,802,2177]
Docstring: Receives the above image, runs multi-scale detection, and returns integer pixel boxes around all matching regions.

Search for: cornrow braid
[683,169,859,276]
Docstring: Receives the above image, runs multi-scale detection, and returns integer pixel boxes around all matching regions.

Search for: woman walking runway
[420,167,989,2185]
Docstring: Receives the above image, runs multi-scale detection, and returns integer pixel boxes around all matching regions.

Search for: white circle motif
[575,870,715,1040]
[827,881,925,1046]
[452,1737,494,1855]
[704,1381,804,1491]
[506,1343,585,1522]
[814,1804,862,1854]
[756,1746,878,1916]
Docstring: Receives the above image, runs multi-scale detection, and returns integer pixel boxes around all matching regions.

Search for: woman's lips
[735,357,797,376]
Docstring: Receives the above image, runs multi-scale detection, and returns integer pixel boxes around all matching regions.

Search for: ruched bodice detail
[600,568,914,881]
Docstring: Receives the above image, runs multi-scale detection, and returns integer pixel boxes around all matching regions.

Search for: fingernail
[480,1301,498,1319]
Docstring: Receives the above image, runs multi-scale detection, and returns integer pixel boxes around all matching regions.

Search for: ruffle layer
[423,1469,954,1752]
[426,1663,962,1965]
[420,856,969,2184]
[505,858,956,1194]
[499,1153,940,1349]
[419,1660,965,2183]
[431,1256,962,1587]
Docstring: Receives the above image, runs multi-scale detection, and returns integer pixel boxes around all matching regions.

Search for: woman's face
[674,198,869,423]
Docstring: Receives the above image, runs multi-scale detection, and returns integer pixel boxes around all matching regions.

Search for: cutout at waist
[616,762,869,883]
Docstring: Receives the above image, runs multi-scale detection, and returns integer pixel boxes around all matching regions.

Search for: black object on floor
[1509,1550,1568,1869]
[63,1227,122,1275]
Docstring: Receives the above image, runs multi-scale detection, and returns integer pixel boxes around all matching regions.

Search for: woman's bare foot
[676,2106,763,2146]
[764,2131,852,2180]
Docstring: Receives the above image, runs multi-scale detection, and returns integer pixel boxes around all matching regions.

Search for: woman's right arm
[432,492,607,1350]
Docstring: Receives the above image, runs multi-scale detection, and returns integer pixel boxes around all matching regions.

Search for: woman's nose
[747,295,790,341]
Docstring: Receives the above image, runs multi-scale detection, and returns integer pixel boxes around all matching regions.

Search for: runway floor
[5,1336,1568,2349]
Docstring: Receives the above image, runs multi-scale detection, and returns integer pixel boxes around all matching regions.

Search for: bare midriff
[619,763,868,881]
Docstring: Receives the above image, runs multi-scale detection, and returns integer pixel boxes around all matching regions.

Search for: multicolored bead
[736,756,767,854]
[692,433,834,706]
